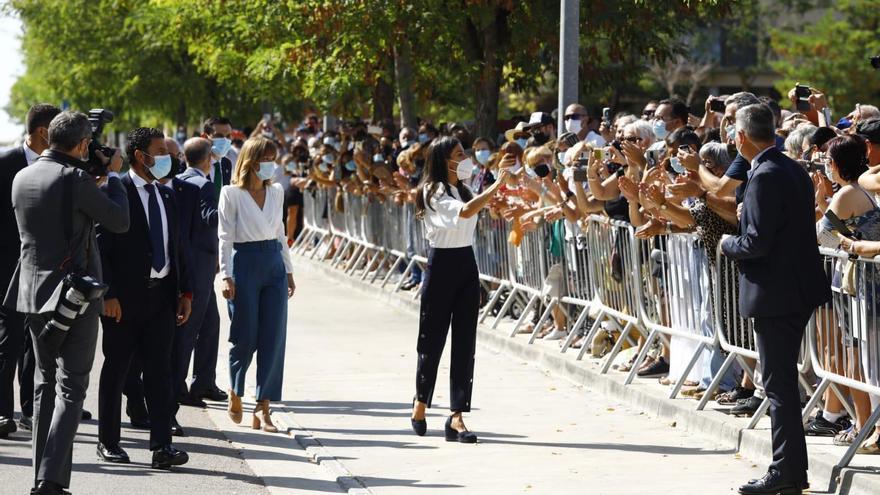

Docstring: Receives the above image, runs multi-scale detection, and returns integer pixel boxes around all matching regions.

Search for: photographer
[3,111,129,495]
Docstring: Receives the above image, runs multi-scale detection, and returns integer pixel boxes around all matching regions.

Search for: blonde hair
[232,136,277,187]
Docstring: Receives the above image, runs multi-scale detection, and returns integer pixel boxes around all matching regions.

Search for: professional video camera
[82,108,116,176]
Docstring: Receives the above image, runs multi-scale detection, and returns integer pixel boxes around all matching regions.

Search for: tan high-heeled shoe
[228,389,242,424]
[252,400,278,433]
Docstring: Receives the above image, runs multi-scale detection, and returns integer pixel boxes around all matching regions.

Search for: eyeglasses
[623,136,642,143]
[642,110,655,118]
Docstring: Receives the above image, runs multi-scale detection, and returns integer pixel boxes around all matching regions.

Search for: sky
[0,13,24,145]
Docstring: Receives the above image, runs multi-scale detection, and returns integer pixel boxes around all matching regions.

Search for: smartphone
[572,167,589,182]
[593,148,603,161]
[576,152,590,167]
[602,107,612,125]
[795,84,811,112]
[709,97,725,113]
[607,162,623,175]
[612,140,623,152]
[678,144,692,154]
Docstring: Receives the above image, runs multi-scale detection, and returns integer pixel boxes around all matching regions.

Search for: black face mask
[170,156,185,176]
[531,131,549,145]
[534,163,551,178]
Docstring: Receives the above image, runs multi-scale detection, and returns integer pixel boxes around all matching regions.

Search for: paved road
[1,261,765,494]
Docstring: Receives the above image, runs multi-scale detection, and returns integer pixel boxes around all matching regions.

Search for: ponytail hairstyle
[414,136,473,220]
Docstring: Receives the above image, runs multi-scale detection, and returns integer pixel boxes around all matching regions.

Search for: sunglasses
[623,136,642,143]
[642,110,655,118]
[563,114,584,120]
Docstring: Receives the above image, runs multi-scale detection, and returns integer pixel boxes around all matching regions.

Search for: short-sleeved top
[423,185,478,248]
[724,153,750,204]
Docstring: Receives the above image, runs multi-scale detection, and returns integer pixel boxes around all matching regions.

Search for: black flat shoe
[444,415,477,444]
[152,445,189,469]
[32,480,71,495]
[178,393,208,408]
[0,416,17,438]
[739,469,801,494]
[170,417,186,437]
[410,399,427,436]
[80,409,92,421]
[19,415,33,431]
[196,385,228,402]
[97,443,130,464]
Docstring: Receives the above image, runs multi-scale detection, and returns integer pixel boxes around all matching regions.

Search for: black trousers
[754,310,811,485]
[0,254,35,420]
[98,280,176,450]
[415,247,479,412]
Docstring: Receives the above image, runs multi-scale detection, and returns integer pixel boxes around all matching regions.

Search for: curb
[296,253,880,495]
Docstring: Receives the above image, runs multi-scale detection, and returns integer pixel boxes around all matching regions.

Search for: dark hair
[47,111,91,151]
[418,123,438,137]
[126,127,165,165]
[414,136,473,219]
[473,137,496,151]
[26,104,61,135]
[827,134,868,183]
[658,98,689,125]
[202,117,232,136]
[809,126,838,150]
[759,96,782,128]
[666,127,701,151]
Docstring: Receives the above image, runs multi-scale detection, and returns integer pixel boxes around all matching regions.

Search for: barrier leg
[346,245,367,275]
[576,312,606,361]
[361,249,384,281]
[528,299,557,345]
[601,321,633,374]
[309,232,330,260]
[625,329,659,386]
[509,294,539,338]
[330,238,350,267]
[833,405,880,476]
[669,342,707,400]
[492,287,520,330]
[830,383,858,423]
[479,283,507,323]
[380,256,404,288]
[696,351,738,411]
[294,229,316,255]
[746,397,772,429]
[801,378,831,424]
[394,258,416,292]
[560,306,590,354]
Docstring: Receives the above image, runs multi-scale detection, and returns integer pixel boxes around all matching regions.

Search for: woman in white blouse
[218,136,295,433]
[410,136,510,443]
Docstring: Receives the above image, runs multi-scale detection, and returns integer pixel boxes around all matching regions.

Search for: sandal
[833,426,859,447]
[857,431,880,454]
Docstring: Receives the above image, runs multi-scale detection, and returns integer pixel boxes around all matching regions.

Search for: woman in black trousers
[410,137,511,443]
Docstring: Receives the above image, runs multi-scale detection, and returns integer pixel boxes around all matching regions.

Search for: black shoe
[19,415,33,431]
[81,409,92,421]
[0,416,17,438]
[806,412,851,437]
[196,385,228,402]
[151,445,189,469]
[637,356,669,378]
[400,280,419,291]
[97,443,130,464]
[125,403,151,429]
[716,386,755,405]
[731,396,764,417]
[178,393,207,408]
[32,480,71,495]
[410,400,427,436]
[739,469,801,494]
[170,417,186,437]
[444,415,477,444]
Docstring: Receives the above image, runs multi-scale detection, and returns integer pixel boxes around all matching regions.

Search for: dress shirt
[23,143,40,165]
[750,145,774,169]
[218,183,293,280]
[129,170,171,278]
[422,185,478,249]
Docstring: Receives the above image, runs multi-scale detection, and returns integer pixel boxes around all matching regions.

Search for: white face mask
[565,118,582,134]
[454,157,474,181]
[825,162,836,182]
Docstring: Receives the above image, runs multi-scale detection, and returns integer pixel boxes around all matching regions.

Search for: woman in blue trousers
[219,136,295,433]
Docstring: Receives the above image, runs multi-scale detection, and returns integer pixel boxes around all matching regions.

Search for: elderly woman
[784,124,818,160]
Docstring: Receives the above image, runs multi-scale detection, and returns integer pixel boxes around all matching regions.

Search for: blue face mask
[211,137,231,157]
[318,163,329,173]
[557,151,566,165]
[726,124,737,141]
[257,161,275,180]
[418,133,429,144]
[516,138,528,149]
[322,154,334,165]
[475,149,491,165]
[286,163,297,173]
[651,120,668,140]
[147,154,172,180]
[669,156,685,175]
[372,153,384,163]
[344,160,357,172]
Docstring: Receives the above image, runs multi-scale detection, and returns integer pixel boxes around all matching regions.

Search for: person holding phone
[409,137,510,443]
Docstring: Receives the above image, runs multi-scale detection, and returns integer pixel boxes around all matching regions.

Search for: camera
[36,273,109,356]
[83,109,116,177]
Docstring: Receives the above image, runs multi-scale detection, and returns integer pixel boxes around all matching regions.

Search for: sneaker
[731,396,763,417]
[715,386,754,405]
[857,431,880,454]
[543,328,568,341]
[806,413,851,437]
[637,356,669,378]
[834,426,859,446]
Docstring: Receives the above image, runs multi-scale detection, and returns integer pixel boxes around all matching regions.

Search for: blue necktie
[144,184,166,273]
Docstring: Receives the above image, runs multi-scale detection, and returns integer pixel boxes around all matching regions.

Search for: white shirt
[422,185,478,248]
[23,143,40,165]
[218,183,294,279]
[129,170,171,279]
[584,130,606,148]
[750,145,774,169]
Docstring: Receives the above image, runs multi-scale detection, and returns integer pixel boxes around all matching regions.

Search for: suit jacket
[169,177,200,293]
[217,156,233,187]
[4,150,130,314]
[96,173,191,315]
[721,147,831,318]
[177,167,219,257]
[0,146,28,281]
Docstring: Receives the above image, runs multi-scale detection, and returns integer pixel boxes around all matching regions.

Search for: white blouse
[218,183,293,279]
[423,185,478,248]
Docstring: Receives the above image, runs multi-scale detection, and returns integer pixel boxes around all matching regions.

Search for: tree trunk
[466,7,509,140]
[372,64,395,124]
[393,39,418,131]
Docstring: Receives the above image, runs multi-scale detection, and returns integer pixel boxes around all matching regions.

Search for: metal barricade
[473,213,514,322]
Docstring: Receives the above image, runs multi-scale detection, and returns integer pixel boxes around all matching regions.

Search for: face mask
[557,151,567,165]
[286,163,297,173]
[454,157,474,180]
[475,149,491,165]
[531,131,549,145]
[525,165,537,178]
[176,131,186,142]
[534,163,551,178]
[345,160,357,171]
[147,154,172,180]
[825,163,836,182]
[170,156,183,175]
[509,159,522,174]
[652,120,668,140]
[401,140,412,149]
[318,163,329,173]
[515,138,528,150]
[322,154,334,165]
[418,133,429,144]
[211,137,231,157]
[669,156,685,175]
[372,153,384,163]
[565,118,582,134]
[726,124,736,142]
[257,161,275,180]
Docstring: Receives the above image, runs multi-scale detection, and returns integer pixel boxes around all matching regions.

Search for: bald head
[164,137,180,157]
[184,137,213,174]
[565,103,588,118]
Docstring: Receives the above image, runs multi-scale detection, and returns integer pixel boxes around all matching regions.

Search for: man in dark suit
[722,103,831,495]
[4,111,129,495]
[0,104,60,438]
[170,138,222,427]
[96,127,192,469]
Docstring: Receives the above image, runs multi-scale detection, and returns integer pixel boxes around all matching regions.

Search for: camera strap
[58,167,91,275]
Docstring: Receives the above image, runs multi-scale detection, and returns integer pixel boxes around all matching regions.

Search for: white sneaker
[544,328,568,341]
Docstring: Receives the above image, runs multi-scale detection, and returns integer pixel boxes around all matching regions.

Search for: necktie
[144,184,166,273]
[213,160,223,195]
